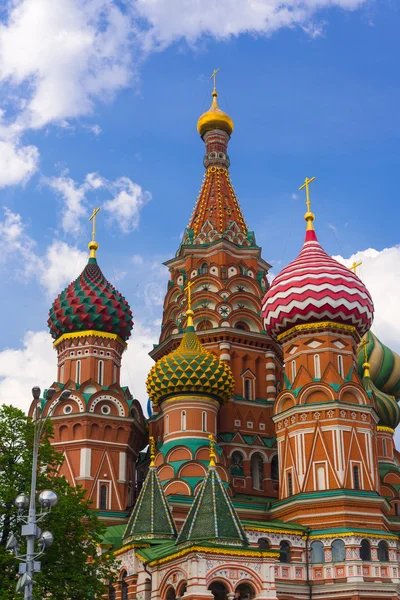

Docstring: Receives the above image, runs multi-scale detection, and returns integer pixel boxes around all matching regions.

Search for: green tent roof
[177,466,248,546]
[124,466,177,542]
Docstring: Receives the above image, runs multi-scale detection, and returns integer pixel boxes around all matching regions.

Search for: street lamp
[6,386,71,598]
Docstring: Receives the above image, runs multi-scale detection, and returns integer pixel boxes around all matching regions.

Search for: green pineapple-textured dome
[146,324,234,404]
[48,257,133,342]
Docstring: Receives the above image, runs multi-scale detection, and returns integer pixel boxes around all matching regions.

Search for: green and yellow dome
[146,319,234,405]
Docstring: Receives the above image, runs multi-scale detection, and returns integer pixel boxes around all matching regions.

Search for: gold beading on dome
[146,329,234,405]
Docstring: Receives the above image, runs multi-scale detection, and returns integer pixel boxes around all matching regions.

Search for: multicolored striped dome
[48,257,133,342]
[262,228,374,339]
[358,332,400,401]
[146,324,234,405]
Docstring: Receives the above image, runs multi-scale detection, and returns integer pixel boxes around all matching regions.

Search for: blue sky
[0,0,399,415]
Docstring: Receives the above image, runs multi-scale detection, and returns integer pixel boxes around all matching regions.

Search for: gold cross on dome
[89,207,101,242]
[350,260,362,274]
[210,68,220,93]
[299,177,316,214]
[184,280,194,312]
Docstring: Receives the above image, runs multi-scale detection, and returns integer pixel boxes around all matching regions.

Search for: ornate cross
[350,261,362,274]
[210,68,220,93]
[89,207,101,242]
[299,177,316,213]
[184,280,194,311]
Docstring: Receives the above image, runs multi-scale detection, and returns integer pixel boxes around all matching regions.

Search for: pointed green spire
[123,438,177,542]
[177,452,248,546]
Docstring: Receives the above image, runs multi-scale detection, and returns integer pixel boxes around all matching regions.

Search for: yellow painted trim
[145,545,279,567]
[244,525,303,537]
[307,532,398,541]
[114,543,150,557]
[277,321,358,342]
[53,330,126,348]
[377,426,395,435]
[161,395,220,406]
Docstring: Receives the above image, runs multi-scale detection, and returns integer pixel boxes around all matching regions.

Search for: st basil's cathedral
[29,80,400,600]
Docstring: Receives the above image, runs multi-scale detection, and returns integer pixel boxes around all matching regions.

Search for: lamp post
[6,386,71,598]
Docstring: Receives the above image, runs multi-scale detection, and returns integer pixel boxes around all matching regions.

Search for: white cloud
[0,321,158,415]
[0,139,39,187]
[333,246,400,354]
[38,240,87,297]
[0,0,133,130]
[44,172,151,234]
[0,330,56,412]
[135,0,367,49]
[0,206,87,296]
[103,177,151,233]
[44,175,87,234]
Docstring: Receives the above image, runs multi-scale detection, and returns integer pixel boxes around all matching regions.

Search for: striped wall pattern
[261,230,374,339]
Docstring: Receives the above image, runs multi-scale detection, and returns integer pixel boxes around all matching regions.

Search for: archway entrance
[235,583,255,600]
[208,581,228,600]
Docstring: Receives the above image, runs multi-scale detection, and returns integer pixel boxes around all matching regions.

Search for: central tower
[149,77,282,500]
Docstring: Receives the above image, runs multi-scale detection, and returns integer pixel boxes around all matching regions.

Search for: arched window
[200,263,208,275]
[332,539,345,562]
[382,438,387,457]
[316,465,326,491]
[395,503,399,517]
[291,360,296,382]
[181,411,186,431]
[311,541,324,563]
[113,364,117,383]
[100,484,108,510]
[360,539,371,561]
[121,571,128,600]
[98,360,104,385]
[235,321,249,331]
[202,411,207,432]
[244,379,253,400]
[197,319,213,331]
[230,451,244,475]
[338,355,344,378]
[353,465,360,490]
[287,472,293,496]
[314,354,321,379]
[166,588,176,600]
[279,540,291,563]
[165,414,169,435]
[251,453,264,490]
[258,537,270,549]
[271,454,279,481]
[108,584,116,600]
[378,540,389,562]
[76,360,81,384]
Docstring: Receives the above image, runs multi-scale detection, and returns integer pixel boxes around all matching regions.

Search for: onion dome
[48,251,133,343]
[146,311,234,404]
[358,332,400,401]
[262,193,374,340]
[197,90,234,138]
[362,375,400,429]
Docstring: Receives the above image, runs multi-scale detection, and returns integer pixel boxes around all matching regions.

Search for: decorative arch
[159,568,188,600]
[274,393,296,415]
[47,393,84,415]
[163,479,191,496]
[89,394,126,417]
[206,564,263,595]
[337,384,368,405]
[298,384,335,405]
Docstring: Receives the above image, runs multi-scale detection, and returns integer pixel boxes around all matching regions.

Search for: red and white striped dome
[262,229,374,339]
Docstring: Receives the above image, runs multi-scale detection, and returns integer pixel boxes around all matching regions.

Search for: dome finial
[359,338,371,378]
[197,69,234,137]
[184,280,195,330]
[88,206,101,260]
[149,435,156,468]
[208,434,216,468]
[299,177,316,232]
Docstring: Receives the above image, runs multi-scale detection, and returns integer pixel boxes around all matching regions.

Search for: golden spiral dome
[197,91,234,138]
[146,326,234,405]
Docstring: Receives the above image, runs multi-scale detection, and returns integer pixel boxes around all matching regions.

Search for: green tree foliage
[0,404,117,599]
